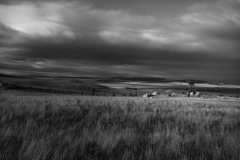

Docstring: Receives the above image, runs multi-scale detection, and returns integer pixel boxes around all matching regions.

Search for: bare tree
[187,81,196,97]
[188,81,195,92]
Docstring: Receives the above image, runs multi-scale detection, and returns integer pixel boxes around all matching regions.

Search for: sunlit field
[0,94,240,160]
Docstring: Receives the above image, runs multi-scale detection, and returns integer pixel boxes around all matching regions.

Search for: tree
[92,89,96,96]
[188,81,195,92]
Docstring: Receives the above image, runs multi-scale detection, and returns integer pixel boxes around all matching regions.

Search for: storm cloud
[0,0,239,83]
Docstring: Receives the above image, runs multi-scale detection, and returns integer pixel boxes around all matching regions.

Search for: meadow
[0,94,240,160]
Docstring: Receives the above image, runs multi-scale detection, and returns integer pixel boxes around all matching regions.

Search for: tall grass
[0,94,240,160]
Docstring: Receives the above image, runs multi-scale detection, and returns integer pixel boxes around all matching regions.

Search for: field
[1,94,240,160]
[1,74,239,97]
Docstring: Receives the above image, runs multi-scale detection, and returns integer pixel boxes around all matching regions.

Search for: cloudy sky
[0,0,239,83]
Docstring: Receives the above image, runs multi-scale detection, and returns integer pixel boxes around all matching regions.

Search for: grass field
[0,94,240,160]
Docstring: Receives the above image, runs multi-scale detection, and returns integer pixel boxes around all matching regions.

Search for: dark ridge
[0,73,26,78]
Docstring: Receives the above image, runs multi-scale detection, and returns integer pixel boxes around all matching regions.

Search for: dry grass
[0,94,240,160]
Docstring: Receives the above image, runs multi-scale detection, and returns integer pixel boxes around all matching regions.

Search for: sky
[0,0,239,83]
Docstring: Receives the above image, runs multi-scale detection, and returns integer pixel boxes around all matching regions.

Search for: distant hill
[99,77,169,83]
[0,73,24,78]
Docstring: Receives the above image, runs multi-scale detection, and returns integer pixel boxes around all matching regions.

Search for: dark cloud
[1,30,224,65]
[0,23,21,46]
[2,32,237,83]
[202,24,240,42]
[0,0,239,83]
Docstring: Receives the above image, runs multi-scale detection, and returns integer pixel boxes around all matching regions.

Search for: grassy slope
[1,74,239,97]
[0,94,240,160]
[0,76,112,95]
